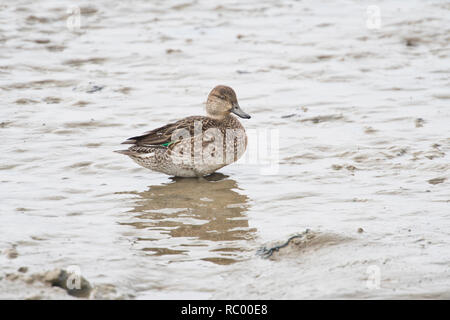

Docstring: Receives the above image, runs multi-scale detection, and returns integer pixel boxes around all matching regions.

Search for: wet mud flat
[1,0,450,299]
[216,230,450,299]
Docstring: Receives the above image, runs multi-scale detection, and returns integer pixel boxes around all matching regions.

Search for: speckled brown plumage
[116,85,251,177]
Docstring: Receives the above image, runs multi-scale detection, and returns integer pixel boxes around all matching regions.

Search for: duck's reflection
[121,173,255,265]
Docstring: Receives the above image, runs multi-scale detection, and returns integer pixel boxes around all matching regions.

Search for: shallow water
[1,0,449,299]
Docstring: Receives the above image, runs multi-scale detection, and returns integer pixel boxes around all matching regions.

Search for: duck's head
[206,85,251,120]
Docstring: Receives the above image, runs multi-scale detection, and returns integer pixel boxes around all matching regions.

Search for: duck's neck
[207,113,232,121]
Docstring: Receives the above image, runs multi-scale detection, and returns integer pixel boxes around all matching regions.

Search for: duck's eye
[213,93,227,100]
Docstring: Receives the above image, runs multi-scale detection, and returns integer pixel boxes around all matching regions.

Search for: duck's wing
[121,116,216,146]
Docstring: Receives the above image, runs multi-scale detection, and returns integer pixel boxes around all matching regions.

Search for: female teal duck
[116,85,251,177]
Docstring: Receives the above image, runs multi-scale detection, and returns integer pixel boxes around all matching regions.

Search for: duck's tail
[114,149,134,156]
[114,145,161,156]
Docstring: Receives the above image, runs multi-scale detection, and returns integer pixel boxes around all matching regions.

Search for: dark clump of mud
[43,269,92,298]
[428,177,446,185]
[257,230,353,261]
[299,114,345,124]
[3,247,19,259]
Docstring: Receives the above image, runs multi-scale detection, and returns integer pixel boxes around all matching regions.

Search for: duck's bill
[231,103,251,119]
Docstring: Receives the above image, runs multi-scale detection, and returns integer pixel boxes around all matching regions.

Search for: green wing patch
[161,141,175,147]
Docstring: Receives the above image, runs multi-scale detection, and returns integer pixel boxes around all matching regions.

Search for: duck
[115,85,251,177]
